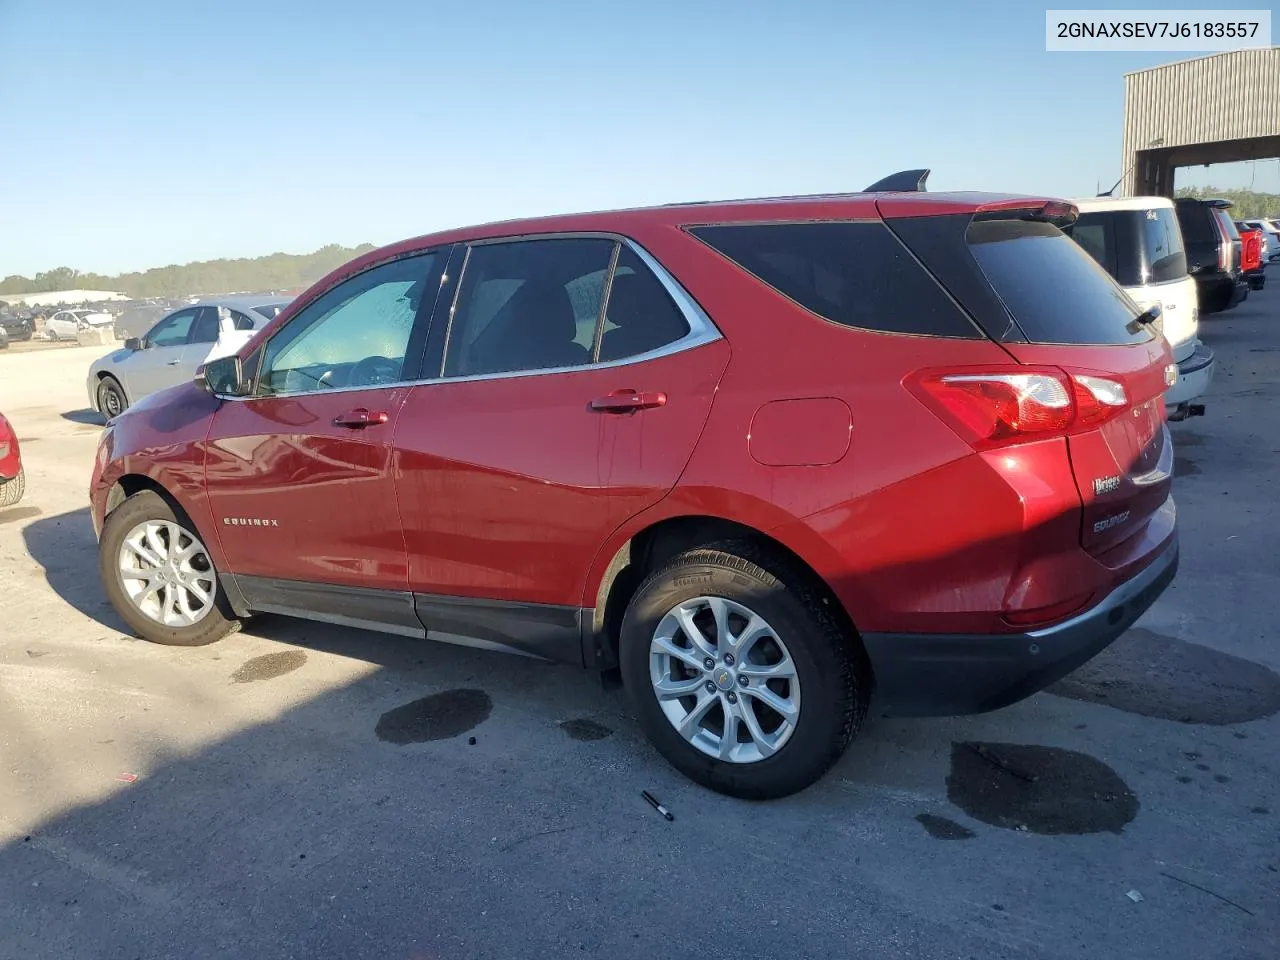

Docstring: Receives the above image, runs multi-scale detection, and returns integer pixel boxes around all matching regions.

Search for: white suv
[1068,196,1213,420]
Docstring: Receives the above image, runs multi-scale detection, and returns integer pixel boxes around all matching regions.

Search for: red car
[91,174,1178,798]
[0,412,24,507]
[1238,226,1266,290]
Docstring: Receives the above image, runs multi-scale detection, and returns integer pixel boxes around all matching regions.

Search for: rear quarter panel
[586,224,1070,633]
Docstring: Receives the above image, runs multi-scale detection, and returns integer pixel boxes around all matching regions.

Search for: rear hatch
[883,200,1174,556]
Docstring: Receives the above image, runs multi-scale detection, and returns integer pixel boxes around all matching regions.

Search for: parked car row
[90,171,1186,798]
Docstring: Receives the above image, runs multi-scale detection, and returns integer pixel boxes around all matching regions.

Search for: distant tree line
[1174,186,1280,219]
[0,243,378,299]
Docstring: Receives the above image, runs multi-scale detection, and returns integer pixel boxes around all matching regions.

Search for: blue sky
[1,0,1277,277]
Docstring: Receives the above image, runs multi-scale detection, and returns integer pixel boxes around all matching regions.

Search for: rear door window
[443,238,615,377]
[965,218,1149,345]
[688,221,980,338]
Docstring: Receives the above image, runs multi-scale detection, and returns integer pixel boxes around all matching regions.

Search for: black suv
[1175,198,1247,314]
[0,311,34,342]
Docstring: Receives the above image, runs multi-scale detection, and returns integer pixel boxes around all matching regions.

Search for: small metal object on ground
[642,790,674,821]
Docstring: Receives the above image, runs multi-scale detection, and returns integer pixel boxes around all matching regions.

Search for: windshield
[966,218,1150,345]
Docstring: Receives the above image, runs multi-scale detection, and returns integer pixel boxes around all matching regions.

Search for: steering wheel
[349,355,401,387]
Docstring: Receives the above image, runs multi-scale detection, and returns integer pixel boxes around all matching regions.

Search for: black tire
[97,375,128,419]
[619,540,868,799]
[99,490,240,646]
[0,467,24,507]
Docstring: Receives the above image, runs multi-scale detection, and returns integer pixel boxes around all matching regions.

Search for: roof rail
[863,169,930,193]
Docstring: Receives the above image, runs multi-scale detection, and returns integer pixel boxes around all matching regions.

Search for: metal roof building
[1122,48,1280,196]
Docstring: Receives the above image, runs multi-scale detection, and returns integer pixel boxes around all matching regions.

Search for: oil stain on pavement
[376,688,492,744]
[1173,455,1202,476]
[559,718,613,741]
[231,649,307,683]
[1048,628,1280,724]
[947,741,1139,835]
[915,813,976,840]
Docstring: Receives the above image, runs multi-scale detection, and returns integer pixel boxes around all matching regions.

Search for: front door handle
[590,390,667,414]
[166,359,181,365]
[333,408,390,428]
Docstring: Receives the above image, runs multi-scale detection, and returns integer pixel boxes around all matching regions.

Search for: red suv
[92,176,1178,798]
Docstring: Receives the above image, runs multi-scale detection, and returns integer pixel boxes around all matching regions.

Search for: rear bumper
[1163,340,1214,407]
[862,530,1179,717]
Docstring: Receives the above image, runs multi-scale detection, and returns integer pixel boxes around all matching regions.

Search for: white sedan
[86,296,289,418]
[45,309,114,340]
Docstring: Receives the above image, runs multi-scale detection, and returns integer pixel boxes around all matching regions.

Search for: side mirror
[124,337,142,351]
[199,354,251,397]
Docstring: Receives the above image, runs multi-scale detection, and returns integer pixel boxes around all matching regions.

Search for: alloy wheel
[649,596,801,763]
[117,520,217,627]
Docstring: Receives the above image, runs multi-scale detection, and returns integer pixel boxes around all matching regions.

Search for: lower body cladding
[228,574,591,663]
[861,535,1179,717]
[1165,340,1214,421]
[230,532,1179,719]
[1245,268,1266,291]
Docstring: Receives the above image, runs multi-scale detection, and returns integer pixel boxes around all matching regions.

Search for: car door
[393,237,728,661]
[121,307,204,400]
[203,250,443,635]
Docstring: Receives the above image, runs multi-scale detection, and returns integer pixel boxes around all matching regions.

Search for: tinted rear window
[688,221,979,338]
[966,219,1150,345]
[1067,208,1186,286]
[1175,202,1219,244]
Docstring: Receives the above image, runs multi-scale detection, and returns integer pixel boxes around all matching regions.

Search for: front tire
[99,490,239,646]
[0,468,25,507]
[97,375,128,419]
[619,541,868,799]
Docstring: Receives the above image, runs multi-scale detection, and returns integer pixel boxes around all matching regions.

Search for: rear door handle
[333,408,389,428]
[589,390,667,413]
[166,359,181,365]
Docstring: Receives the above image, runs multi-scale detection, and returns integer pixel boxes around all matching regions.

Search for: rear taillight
[908,366,1128,450]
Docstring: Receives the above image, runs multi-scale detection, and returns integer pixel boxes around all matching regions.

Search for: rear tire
[0,468,25,507]
[99,490,239,646]
[619,540,868,799]
[97,376,128,419]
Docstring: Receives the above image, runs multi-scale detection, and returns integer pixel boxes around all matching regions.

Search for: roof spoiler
[863,169,930,193]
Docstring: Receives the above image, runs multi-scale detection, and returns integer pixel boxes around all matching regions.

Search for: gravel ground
[0,294,1277,960]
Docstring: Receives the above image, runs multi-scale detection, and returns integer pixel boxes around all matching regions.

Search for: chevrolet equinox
[92,173,1179,798]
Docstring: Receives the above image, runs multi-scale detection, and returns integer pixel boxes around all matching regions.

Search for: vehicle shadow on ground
[21,507,129,631]
[60,409,106,426]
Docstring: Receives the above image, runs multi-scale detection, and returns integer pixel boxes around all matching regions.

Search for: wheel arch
[584,511,867,684]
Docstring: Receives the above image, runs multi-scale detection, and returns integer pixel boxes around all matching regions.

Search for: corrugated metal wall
[1122,48,1280,194]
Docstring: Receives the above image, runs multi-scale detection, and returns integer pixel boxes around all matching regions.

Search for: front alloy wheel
[118,519,217,627]
[99,490,239,646]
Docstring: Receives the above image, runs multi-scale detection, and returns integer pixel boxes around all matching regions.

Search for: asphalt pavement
[0,294,1277,960]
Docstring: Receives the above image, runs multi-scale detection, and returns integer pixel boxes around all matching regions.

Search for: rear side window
[597,247,690,362]
[966,219,1149,345]
[688,221,979,338]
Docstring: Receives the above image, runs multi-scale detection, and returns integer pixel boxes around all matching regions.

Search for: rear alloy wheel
[0,468,25,508]
[99,490,239,646]
[97,376,128,419]
[620,541,867,799]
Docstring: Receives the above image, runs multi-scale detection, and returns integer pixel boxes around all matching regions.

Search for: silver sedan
[86,296,289,418]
